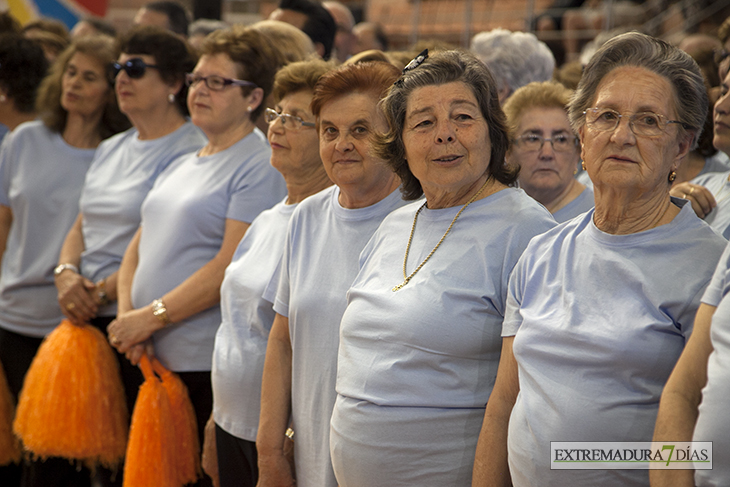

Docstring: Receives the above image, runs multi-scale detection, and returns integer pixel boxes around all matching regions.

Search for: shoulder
[691,169,730,188]
[290,186,337,220]
[95,127,137,156]
[10,120,52,142]
[482,188,558,232]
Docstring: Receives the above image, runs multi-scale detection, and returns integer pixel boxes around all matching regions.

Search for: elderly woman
[504,81,593,222]
[54,26,206,412]
[327,51,556,486]
[472,32,728,487]
[0,35,128,486]
[208,58,333,487]
[108,26,286,466]
[0,34,48,141]
[256,62,406,487]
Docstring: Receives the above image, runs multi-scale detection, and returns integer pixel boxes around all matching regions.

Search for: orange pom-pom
[152,358,201,485]
[123,354,177,487]
[13,320,128,469]
[0,361,20,465]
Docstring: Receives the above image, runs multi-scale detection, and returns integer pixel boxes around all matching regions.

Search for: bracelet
[151,298,171,327]
[54,263,79,276]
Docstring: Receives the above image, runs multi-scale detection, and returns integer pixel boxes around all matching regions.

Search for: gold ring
[689,186,695,195]
[682,193,687,199]
[109,334,120,346]
[66,302,75,310]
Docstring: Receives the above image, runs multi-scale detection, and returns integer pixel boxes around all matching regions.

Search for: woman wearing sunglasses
[0,35,129,487]
[504,81,594,223]
[107,26,286,485]
[54,26,206,413]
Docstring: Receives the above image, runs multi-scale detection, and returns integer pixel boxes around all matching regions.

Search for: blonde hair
[502,81,573,139]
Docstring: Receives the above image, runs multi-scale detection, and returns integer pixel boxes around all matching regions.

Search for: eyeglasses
[584,107,687,137]
[513,133,579,152]
[714,49,730,66]
[110,58,159,79]
[185,73,257,91]
[264,108,315,130]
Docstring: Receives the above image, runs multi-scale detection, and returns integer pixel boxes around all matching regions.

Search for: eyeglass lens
[111,58,157,79]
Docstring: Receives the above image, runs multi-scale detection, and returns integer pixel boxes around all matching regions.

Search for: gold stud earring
[668,171,677,183]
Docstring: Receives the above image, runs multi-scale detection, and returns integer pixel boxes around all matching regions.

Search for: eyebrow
[320,118,371,128]
[407,99,479,119]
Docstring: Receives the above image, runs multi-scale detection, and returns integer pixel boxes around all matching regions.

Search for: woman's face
[579,66,692,194]
[714,68,730,154]
[61,52,110,120]
[188,53,255,137]
[510,107,580,198]
[401,81,491,201]
[268,89,320,176]
[319,91,394,192]
[114,53,177,118]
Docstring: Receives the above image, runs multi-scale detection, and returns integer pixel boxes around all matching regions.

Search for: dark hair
[273,58,333,103]
[379,50,515,200]
[199,26,280,121]
[311,61,400,118]
[568,32,707,149]
[22,18,69,40]
[36,36,130,138]
[120,25,197,116]
[0,11,20,35]
[144,1,190,36]
[0,34,48,112]
[279,0,336,60]
[79,17,117,38]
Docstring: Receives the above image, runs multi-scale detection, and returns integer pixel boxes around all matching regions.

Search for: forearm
[57,214,84,267]
[257,313,293,458]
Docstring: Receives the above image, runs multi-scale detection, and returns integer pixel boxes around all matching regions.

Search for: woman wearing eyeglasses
[107,27,285,482]
[504,81,593,223]
[54,26,207,416]
[473,33,727,487]
[205,58,333,487]
[0,35,129,487]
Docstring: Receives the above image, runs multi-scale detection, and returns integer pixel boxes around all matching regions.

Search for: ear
[168,78,184,97]
[246,87,265,113]
[314,42,326,59]
[675,130,694,162]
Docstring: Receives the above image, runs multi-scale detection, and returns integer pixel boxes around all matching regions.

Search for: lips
[607,154,638,163]
[433,154,463,165]
[715,119,730,131]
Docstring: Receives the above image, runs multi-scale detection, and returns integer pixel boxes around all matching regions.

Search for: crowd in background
[1,1,730,487]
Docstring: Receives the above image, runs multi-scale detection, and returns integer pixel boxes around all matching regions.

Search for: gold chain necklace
[392,178,490,292]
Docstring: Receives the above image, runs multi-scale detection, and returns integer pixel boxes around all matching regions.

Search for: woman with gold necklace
[327,50,556,486]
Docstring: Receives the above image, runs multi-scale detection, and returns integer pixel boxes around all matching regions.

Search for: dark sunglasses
[110,58,160,80]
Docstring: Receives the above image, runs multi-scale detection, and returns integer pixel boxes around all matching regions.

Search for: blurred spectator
[679,33,722,91]
[269,0,336,60]
[188,18,228,53]
[323,1,355,63]
[22,18,68,40]
[22,17,70,63]
[70,17,116,39]
[252,19,316,66]
[133,1,190,38]
[345,49,391,65]
[0,11,21,35]
[471,28,555,103]
[352,22,388,53]
[553,60,582,89]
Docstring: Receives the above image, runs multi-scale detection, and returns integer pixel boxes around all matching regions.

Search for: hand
[107,306,163,354]
[257,452,296,487]
[124,340,154,366]
[202,415,220,487]
[670,182,716,219]
[55,269,98,324]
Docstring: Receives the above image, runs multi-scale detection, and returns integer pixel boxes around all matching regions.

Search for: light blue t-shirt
[330,188,556,487]
[693,241,730,486]
[79,123,207,316]
[698,151,730,177]
[552,185,594,223]
[212,197,296,442]
[131,129,285,371]
[690,169,730,238]
[267,185,407,487]
[503,201,727,487]
[0,121,96,336]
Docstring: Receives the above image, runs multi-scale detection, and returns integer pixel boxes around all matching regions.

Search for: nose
[269,115,285,134]
[435,120,456,144]
[716,91,730,116]
[609,115,636,145]
[538,139,556,157]
[334,133,354,152]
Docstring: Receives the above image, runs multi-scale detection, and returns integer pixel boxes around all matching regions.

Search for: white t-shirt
[212,197,295,441]
[267,185,407,487]
[503,201,727,487]
[690,170,730,239]
[0,121,96,336]
[330,188,556,486]
[694,240,730,486]
[131,129,286,371]
[79,123,207,316]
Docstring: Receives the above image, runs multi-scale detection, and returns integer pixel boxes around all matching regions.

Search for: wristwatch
[54,263,79,276]
[152,298,171,326]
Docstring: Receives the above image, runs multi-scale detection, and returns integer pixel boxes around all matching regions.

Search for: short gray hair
[568,31,707,147]
[470,28,555,98]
